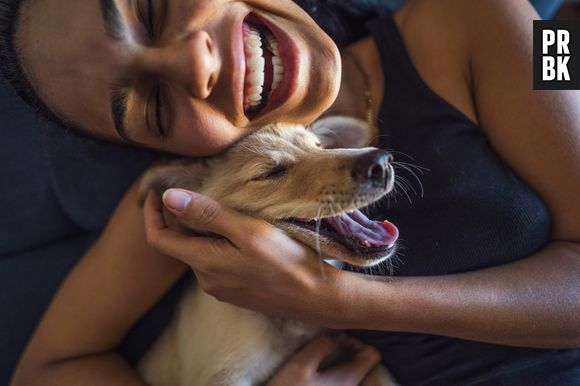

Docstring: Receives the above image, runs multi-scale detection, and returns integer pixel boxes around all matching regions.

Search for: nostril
[207,74,214,94]
[368,164,386,180]
[352,149,393,187]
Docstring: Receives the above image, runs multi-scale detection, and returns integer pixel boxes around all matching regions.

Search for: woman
[2,0,579,385]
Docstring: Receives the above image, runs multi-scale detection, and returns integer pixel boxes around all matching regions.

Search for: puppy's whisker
[393,161,429,173]
[394,180,414,204]
[314,206,328,280]
[394,163,425,198]
[396,175,419,197]
[385,149,417,161]
[315,206,323,259]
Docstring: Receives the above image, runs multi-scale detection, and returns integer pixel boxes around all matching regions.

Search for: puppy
[137,116,399,386]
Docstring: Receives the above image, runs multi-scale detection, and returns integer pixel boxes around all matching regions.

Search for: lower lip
[243,13,300,119]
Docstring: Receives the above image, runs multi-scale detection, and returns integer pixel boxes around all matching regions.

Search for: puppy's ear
[309,116,375,149]
[137,160,208,206]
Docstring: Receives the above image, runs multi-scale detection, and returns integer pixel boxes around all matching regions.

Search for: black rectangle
[533,20,580,90]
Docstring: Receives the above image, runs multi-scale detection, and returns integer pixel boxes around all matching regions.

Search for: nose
[139,30,220,99]
[352,150,394,188]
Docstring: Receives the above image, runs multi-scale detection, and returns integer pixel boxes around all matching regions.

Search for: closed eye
[145,83,174,139]
[252,165,289,181]
[135,0,168,43]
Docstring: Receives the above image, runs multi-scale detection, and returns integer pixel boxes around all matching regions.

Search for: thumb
[162,189,259,242]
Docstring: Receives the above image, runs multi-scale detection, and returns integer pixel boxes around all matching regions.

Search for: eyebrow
[100,0,136,142]
[100,0,126,41]
[110,84,135,143]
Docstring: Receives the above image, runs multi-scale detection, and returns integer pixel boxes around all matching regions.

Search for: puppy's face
[140,120,398,267]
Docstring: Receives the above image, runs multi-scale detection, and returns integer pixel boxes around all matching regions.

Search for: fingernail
[163,189,192,212]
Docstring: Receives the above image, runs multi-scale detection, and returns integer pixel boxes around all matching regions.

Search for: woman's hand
[267,334,381,386]
[143,189,350,327]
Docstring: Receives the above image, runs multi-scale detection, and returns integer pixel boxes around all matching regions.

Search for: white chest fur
[138,286,320,386]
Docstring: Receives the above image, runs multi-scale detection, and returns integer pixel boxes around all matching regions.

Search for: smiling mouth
[242,14,285,118]
[282,210,399,264]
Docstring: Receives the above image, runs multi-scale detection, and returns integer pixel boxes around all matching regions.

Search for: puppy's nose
[352,150,393,187]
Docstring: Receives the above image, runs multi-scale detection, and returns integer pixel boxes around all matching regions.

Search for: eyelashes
[135,0,168,43]
[135,0,172,139]
[145,83,174,139]
[251,165,290,181]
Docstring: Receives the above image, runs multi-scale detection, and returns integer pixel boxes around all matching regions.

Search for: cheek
[170,121,246,156]
[168,101,248,156]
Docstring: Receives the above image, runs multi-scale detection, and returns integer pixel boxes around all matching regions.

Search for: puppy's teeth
[388,243,395,248]
[363,240,371,248]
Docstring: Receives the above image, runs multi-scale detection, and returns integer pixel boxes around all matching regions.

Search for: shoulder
[390,0,540,125]
[394,0,538,60]
[394,0,539,60]
[396,0,537,28]
[402,0,580,242]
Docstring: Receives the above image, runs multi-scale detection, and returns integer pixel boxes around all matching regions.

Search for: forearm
[342,241,580,348]
[12,183,187,386]
[11,351,147,386]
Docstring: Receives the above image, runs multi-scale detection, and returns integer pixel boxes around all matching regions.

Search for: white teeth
[388,243,395,248]
[248,71,264,87]
[265,32,284,94]
[363,240,371,248]
[248,56,265,69]
[243,25,264,110]
[248,39,262,48]
[249,86,263,95]
[243,23,285,111]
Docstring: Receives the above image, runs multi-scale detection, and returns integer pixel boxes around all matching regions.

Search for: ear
[137,159,208,206]
[309,116,375,149]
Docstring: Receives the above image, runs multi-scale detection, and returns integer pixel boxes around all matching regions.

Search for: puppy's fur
[137,117,397,386]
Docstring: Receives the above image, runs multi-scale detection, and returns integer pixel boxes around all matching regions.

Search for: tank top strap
[365,12,478,149]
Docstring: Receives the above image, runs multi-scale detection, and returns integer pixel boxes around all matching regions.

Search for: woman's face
[17,0,341,156]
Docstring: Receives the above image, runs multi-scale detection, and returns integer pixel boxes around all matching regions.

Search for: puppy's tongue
[325,210,399,247]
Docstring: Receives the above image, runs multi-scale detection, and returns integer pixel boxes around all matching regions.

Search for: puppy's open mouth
[281,209,399,265]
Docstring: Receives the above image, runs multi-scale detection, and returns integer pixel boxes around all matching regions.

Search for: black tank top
[349,13,580,385]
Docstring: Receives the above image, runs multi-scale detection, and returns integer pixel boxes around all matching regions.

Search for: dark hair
[293,0,388,47]
[0,0,387,129]
[0,0,76,130]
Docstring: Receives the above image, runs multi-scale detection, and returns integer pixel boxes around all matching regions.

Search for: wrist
[324,271,370,330]
[330,272,408,331]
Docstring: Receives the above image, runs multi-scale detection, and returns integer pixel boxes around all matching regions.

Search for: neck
[326,37,384,130]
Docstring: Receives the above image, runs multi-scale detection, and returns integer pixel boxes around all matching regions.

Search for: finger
[336,333,368,351]
[287,335,340,373]
[320,343,381,385]
[143,190,166,230]
[162,189,267,244]
[143,190,236,267]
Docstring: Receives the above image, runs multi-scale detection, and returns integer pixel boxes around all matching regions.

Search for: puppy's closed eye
[252,165,289,181]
